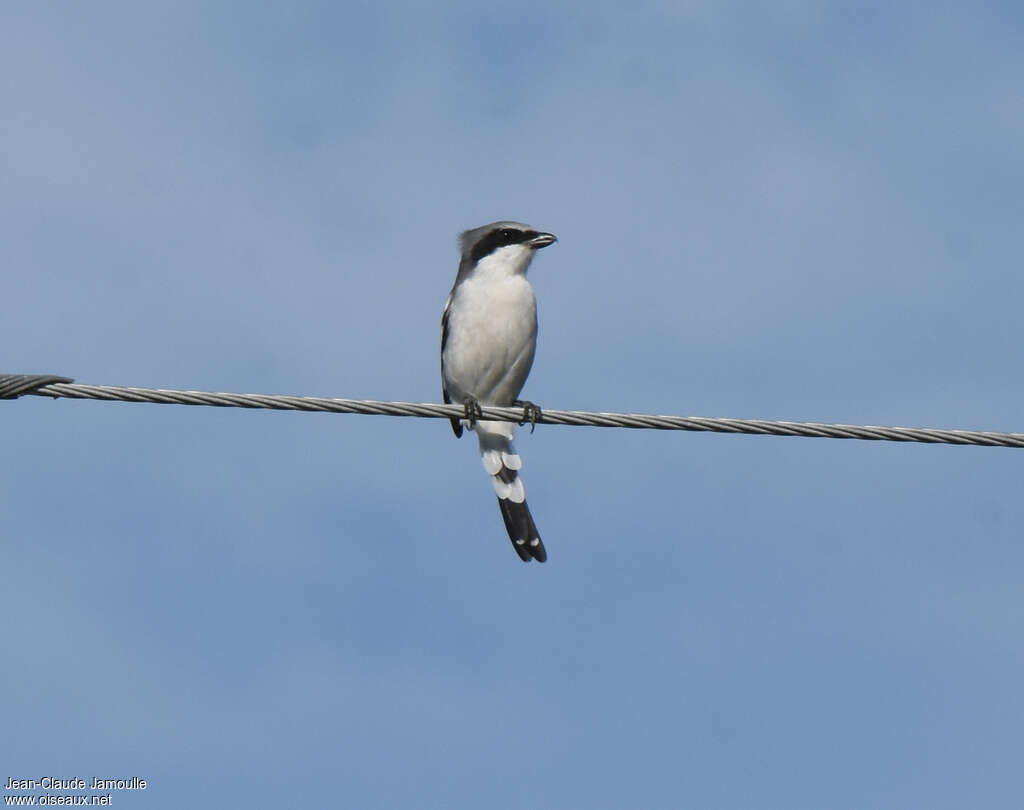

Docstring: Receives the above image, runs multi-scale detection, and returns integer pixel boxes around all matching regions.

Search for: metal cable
[0,373,74,399]
[4,372,1024,448]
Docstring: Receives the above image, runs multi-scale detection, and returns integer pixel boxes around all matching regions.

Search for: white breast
[443,261,538,406]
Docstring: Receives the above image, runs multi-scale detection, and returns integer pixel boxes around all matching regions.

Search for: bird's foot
[513,399,543,433]
[462,397,484,428]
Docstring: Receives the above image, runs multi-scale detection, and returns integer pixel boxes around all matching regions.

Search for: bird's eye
[501,229,516,242]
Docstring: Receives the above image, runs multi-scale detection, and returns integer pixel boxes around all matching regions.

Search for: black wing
[440,294,462,438]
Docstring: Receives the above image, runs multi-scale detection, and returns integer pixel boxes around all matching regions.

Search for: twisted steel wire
[4,373,1024,448]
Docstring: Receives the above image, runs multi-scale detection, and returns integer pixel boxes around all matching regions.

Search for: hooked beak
[527,232,557,249]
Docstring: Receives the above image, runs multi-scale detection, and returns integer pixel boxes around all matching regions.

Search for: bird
[441,221,557,562]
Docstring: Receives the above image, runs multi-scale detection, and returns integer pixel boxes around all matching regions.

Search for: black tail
[497,497,546,562]
[476,420,547,563]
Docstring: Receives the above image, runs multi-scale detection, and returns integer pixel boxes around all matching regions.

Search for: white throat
[471,244,535,282]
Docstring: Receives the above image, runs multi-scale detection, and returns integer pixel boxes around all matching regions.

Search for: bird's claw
[463,398,484,427]
[514,400,542,433]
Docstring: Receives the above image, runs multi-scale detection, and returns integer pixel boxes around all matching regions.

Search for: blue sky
[3,3,1023,808]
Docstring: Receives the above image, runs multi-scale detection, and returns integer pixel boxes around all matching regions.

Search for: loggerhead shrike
[441,221,557,562]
